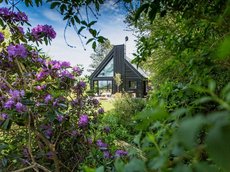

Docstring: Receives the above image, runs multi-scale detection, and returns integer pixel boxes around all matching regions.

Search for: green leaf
[175,115,205,148]
[114,159,125,172]
[81,20,88,26]
[124,158,146,172]
[50,2,60,9]
[74,15,80,24]
[193,162,220,172]
[208,80,216,92]
[89,29,97,37]
[135,3,149,21]
[96,166,104,172]
[88,21,97,27]
[134,131,142,147]
[135,108,168,130]
[148,155,166,170]
[92,41,96,50]
[207,123,230,171]
[2,118,12,130]
[35,0,42,6]
[78,26,86,34]
[217,35,230,59]
[173,164,192,172]
[86,38,94,44]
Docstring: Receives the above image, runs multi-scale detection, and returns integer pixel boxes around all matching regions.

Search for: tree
[114,73,122,92]
[88,39,112,71]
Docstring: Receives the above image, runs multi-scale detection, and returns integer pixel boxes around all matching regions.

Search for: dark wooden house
[89,44,148,97]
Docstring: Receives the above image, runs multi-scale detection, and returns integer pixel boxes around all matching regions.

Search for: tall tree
[88,40,113,71]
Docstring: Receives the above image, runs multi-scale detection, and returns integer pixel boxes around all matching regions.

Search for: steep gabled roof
[89,46,115,79]
[89,44,148,80]
[125,57,148,79]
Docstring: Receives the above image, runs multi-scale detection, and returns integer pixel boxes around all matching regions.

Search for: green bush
[112,94,146,128]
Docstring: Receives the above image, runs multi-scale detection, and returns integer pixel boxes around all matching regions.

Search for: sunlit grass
[100,99,114,112]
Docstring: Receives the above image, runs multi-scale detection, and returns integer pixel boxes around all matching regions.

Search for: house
[89,44,148,98]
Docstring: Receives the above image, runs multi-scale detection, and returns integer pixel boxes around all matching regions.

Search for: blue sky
[1,1,136,75]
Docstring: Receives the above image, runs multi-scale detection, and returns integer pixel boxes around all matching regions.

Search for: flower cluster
[115,150,128,157]
[78,114,89,128]
[72,66,83,76]
[96,139,127,159]
[35,60,77,81]
[98,107,104,114]
[7,44,27,60]
[0,7,28,23]
[4,90,26,113]
[0,113,8,125]
[31,24,56,40]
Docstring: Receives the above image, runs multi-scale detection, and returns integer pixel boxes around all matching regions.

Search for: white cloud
[42,9,63,23]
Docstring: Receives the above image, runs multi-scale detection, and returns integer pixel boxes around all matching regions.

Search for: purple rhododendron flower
[115,150,128,157]
[57,114,64,122]
[0,8,11,17]
[60,70,74,79]
[0,32,4,43]
[0,113,8,120]
[44,128,53,139]
[36,70,48,80]
[7,44,27,58]
[4,99,15,109]
[103,151,111,159]
[78,81,86,88]
[17,26,24,34]
[96,139,108,149]
[35,86,42,91]
[9,89,24,100]
[31,24,56,40]
[78,114,89,127]
[71,130,78,136]
[72,66,82,75]
[49,60,61,69]
[0,8,28,23]
[104,126,110,134]
[15,11,28,22]
[61,61,70,68]
[98,108,104,114]
[92,99,99,106]
[15,102,26,113]
[44,94,52,103]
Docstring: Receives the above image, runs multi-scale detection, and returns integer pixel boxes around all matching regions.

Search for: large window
[97,58,114,77]
[98,80,112,95]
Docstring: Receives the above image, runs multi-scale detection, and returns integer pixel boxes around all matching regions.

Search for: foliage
[0,6,128,172]
[112,94,146,131]
[113,73,122,92]
[111,0,230,172]
[115,83,230,172]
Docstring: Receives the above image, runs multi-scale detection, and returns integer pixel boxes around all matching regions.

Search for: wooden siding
[89,44,148,97]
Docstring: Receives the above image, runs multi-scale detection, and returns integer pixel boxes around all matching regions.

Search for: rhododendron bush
[0,7,111,171]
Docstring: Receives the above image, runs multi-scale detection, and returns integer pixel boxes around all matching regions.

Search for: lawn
[100,99,114,112]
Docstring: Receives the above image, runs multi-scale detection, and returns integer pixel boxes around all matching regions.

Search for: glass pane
[129,81,137,89]
[97,58,114,77]
[98,80,112,96]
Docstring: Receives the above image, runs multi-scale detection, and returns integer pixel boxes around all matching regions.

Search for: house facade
[89,44,148,97]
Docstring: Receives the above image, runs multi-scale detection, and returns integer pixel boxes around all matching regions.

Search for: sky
[1,1,137,75]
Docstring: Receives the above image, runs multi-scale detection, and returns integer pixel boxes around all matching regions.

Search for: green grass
[100,99,114,112]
